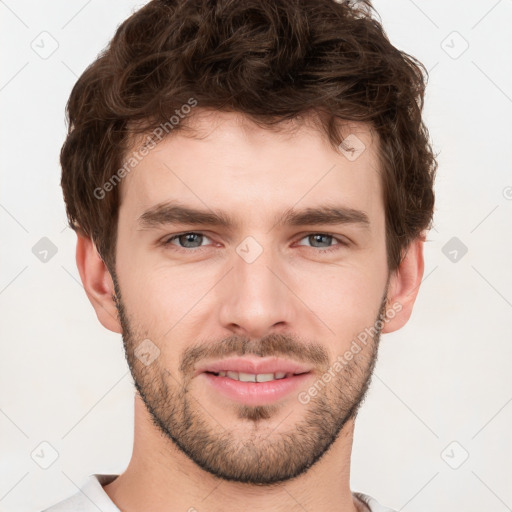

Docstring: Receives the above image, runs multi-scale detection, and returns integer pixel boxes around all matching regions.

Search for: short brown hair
[61,0,436,273]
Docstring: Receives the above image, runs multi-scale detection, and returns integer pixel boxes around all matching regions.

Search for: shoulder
[41,474,120,512]
[354,491,399,512]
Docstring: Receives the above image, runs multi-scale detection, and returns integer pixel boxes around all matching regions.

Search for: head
[63,0,436,485]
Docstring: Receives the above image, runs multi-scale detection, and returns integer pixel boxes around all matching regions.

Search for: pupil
[182,233,201,247]
[312,234,330,247]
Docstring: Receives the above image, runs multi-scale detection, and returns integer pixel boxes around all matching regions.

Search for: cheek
[297,265,386,343]
[286,232,388,344]
[116,254,217,337]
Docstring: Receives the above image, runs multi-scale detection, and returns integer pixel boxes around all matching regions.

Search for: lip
[194,356,314,377]
[200,371,313,405]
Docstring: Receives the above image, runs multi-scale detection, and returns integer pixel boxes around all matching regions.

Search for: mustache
[179,333,330,376]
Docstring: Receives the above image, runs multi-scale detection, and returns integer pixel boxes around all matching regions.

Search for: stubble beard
[112,273,386,485]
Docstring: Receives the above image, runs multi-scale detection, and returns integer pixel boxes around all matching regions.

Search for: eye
[295,233,348,253]
[163,232,213,250]
[161,231,349,254]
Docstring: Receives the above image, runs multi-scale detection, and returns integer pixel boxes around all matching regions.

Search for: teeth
[256,373,275,382]
[215,371,290,382]
[239,372,257,382]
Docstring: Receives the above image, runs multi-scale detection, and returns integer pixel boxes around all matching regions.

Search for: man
[45,0,436,510]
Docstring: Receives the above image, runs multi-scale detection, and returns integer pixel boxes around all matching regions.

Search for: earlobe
[381,237,425,334]
[75,233,122,334]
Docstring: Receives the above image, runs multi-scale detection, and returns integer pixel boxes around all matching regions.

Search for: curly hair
[60,0,436,273]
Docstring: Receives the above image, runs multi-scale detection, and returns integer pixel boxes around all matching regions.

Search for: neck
[103,395,363,512]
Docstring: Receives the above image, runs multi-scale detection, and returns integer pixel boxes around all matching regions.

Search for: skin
[76,110,424,512]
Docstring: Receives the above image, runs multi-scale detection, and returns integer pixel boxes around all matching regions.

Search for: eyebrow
[137,201,370,231]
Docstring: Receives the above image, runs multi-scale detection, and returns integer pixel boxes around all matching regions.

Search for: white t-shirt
[41,474,397,512]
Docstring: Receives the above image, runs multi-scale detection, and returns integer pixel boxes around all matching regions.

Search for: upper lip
[194,357,313,377]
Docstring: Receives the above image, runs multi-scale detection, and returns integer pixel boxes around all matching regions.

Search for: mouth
[196,358,314,405]
[195,356,314,378]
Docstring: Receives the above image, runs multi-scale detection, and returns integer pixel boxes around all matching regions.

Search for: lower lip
[201,372,313,405]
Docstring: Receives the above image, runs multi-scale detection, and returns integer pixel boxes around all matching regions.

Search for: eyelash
[162,232,349,254]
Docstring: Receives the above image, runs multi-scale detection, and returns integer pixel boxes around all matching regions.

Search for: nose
[218,242,296,339]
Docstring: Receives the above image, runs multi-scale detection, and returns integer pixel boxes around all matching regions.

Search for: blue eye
[296,233,347,253]
[162,232,348,254]
[164,232,212,249]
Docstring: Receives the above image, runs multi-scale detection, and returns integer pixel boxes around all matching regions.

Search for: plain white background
[1,1,511,510]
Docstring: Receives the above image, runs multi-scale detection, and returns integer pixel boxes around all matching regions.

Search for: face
[111,110,392,484]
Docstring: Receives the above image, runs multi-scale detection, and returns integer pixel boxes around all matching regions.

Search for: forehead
[119,110,383,226]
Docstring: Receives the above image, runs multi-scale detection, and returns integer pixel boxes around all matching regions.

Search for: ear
[75,233,122,334]
[381,237,425,333]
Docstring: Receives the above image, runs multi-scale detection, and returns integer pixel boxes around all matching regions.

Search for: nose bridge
[218,235,294,337]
